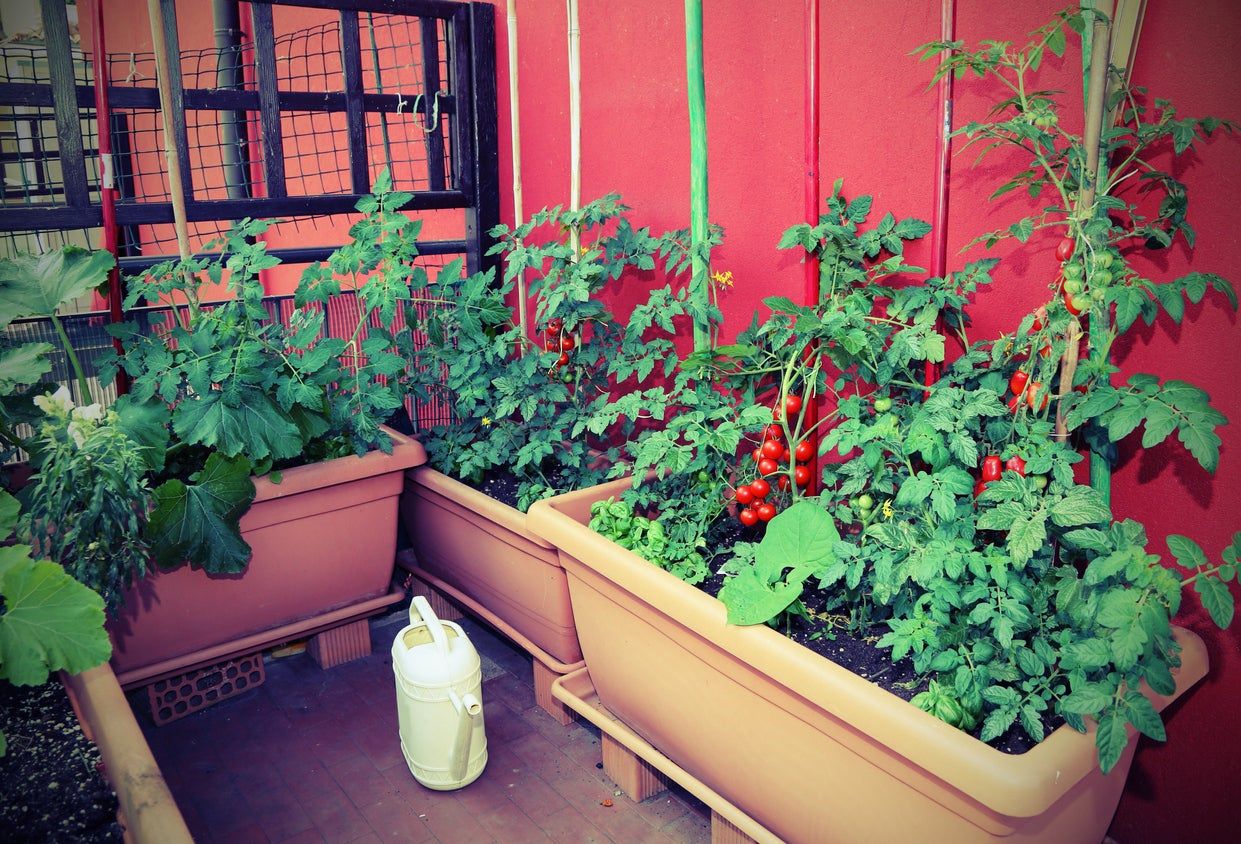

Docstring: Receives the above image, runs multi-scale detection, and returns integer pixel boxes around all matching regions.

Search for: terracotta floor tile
[659,806,712,844]
[474,798,552,844]
[484,672,537,712]
[247,785,317,841]
[224,821,272,843]
[503,768,570,822]
[535,804,611,844]
[301,794,373,842]
[329,753,398,809]
[416,792,496,844]
[277,828,328,844]
[279,760,346,805]
[357,796,434,843]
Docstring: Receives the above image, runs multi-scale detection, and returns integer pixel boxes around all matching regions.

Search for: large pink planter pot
[528,478,1210,844]
[399,467,582,665]
[108,428,426,686]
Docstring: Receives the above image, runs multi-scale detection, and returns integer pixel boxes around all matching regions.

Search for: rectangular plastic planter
[399,466,583,666]
[108,427,427,686]
[527,478,1209,844]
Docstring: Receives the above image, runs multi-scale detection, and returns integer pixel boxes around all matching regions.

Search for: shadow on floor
[129,607,712,844]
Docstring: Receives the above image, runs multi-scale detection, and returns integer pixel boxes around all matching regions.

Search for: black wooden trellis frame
[0,0,499,276]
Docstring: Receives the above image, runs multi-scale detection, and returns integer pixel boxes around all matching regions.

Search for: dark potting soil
[696,516,1056,755]
[463,469,574,511]
[0,681,123,843]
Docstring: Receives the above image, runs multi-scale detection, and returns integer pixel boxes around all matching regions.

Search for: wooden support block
[532,659,574,725]
[601,732,667,802]
[308,619,371,669]
[711,810,759,844]
[405,572,462,621]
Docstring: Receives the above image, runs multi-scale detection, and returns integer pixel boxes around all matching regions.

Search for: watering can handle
[409,595,449,656]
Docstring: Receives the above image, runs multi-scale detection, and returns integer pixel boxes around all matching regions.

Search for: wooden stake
[507,0,529,346]
[566,0,581,257]
[146,0,192,266]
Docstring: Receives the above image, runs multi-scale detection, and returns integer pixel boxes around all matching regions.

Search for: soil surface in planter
[0,681,123,843]
[461,468,574,511]
[689,515,1056,755]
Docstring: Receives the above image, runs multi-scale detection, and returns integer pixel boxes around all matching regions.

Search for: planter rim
[526,477,1210,819]
[407,465,554,550]
[253,425,426,502]
[61,664,192,843]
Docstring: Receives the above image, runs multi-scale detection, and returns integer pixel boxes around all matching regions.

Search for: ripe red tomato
[784,395,803,416]
[558,352,571,366]
[794,465,811,486]
[973,480,988,499]
[1063,291,1084,316]
[1032,306,1047,332]
[777,475,790,491]
[547,317,563,332]
[1026,382,1049,411]
[752,447,763,464]
[735,486,755,505]
[1005,455,1027,476]
[758,457,779,476]
[981,455,1002,482]
[560,334,576,350]
[780,445,791,463]
[763,424,784,441]
[1009,370,1029,396]
[761,439,783,460]
[1055,236,1075,262]
[1007,394,1022,413]
[749,478,771,499]
[739,508,759,527]
[794,440,813,462]
[756,502,777,522]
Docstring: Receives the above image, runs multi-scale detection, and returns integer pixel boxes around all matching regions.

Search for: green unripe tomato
[1062,260,1084,280]
[1090,268,1114,286]
[561,370,575,383]
[856,493,875,512]
[1091,287,1106,302]
[874,396,893,413]
[1032,475,1049,490]
[695,470,711,484]
[1092,250,1115,268]
[1062,278,1083,295]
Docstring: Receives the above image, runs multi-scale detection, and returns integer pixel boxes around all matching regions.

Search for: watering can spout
[448,690,483,782]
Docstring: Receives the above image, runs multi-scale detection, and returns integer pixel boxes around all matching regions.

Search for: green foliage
[413,196,716,512]
[717,502,839,625]
[0,490,112,756]
[0,246,114,328]
[99,170,424,573]
[19,391,154,610]
[589,498,709,584]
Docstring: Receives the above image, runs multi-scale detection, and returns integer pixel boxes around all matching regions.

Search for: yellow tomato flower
[882,500,894,519]
[481,416,492,427]
[710,269,734,288]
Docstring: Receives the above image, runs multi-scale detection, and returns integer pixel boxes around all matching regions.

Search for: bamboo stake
[685,0,709,352]
[507,0,528,345]
[1057,10,1112,443]
[566,0,581,257]
[146,0,192,267]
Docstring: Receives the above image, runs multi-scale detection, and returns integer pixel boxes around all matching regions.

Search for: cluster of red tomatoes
[973,452,1026,498]
[1006,369,1048,413]
[733,395,812,527]
[544,318,577,380]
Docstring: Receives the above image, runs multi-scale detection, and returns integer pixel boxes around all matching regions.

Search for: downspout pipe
[212,0,250,200]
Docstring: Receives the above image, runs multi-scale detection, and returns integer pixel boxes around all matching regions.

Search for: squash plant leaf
[718,502,839,626]
[171,386,303,462]
[0,548,111,686]
[146,453,256,574]
[0,246,114,327]
[0,343,53,392]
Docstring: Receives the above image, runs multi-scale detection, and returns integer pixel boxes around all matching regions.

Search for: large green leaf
[146,453,256,573]
[113,395,172,473]
[171,386,303,461]
[0,247,115,327]
[0,343,53,392]
[0,549,111,686]
[718,502,839,625]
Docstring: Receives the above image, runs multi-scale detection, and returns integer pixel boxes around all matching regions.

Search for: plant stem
[49,312,92,403]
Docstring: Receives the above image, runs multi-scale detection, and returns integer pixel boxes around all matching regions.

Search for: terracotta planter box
[108,427,426,686]
[399,467,582,666]
[527,478,1210,844]
[62,664,192,843]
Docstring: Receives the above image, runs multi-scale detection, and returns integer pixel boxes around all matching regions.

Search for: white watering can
[392,595,487,790]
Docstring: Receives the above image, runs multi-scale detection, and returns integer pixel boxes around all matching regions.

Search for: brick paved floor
[133,610,712,843]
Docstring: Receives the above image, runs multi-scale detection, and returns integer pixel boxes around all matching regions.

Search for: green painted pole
[685,0,709,352]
